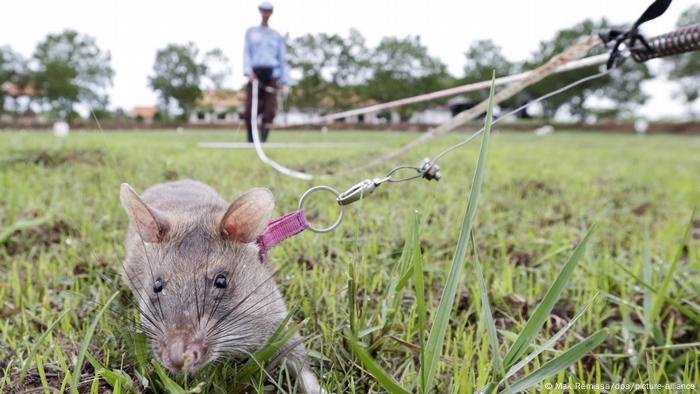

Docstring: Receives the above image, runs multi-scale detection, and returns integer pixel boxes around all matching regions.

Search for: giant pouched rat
[119,179,321,393]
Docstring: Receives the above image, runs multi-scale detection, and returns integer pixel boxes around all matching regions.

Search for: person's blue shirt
[243,26,289,84]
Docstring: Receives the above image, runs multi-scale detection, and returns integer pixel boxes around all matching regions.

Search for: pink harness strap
[257,209,309,262]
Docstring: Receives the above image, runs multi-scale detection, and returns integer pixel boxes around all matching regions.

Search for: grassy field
[1,128,699,393]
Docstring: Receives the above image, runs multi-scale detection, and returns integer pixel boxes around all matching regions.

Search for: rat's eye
[214,273,227,289]
[153,277,164,293]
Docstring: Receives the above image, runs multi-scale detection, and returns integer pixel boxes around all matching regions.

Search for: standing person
[243,1,289,143]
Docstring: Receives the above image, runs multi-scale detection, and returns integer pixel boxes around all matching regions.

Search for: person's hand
[279,84,290,95]
[248,73,257,82]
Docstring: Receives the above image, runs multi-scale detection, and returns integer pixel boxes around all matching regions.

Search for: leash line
[429,68,614,166]
[293,66,614,233]
[359,35,604,171]
[247,35,607,182]
[279,54,609,127]
[249,78,314,180]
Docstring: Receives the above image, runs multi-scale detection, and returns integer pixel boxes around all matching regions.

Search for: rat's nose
[162,334,207,372]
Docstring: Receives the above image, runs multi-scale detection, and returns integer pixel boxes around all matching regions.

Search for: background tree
[202,48,232,90]
[0,46,30,116]
[363,35,452,121]
[32,30,114,120]
[462,39,519,112]
[668,5,700,118]
[287,33,342,111]
[149,42,207,119]
[286,29,370,112]
[524,18,651,121]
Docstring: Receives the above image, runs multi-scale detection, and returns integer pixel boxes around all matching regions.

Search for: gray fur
[120,180,320,393]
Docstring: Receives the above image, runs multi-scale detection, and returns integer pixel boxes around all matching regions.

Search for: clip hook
[337,177,388,206]
[600,0,673,69]
[420,158,442,181]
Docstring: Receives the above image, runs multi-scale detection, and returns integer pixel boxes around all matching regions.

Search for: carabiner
[337,177,388,206]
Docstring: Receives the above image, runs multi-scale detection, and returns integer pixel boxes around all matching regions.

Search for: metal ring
[298,185,345,233]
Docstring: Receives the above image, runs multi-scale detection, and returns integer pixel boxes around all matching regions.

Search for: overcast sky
[1,0,697,119]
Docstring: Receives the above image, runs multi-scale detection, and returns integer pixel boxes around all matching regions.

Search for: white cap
[258,1,273,11]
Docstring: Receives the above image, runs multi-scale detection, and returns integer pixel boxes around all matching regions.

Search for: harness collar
[257,209,309,262]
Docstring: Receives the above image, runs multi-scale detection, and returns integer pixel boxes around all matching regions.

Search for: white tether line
[247,42,609,180]
[250,78,314,180]
[429,68,614,164]
[248,68,612,181]
[283,53,609,127]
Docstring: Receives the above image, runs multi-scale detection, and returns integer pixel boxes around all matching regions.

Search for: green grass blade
[395,216,418,292]
[471,233,502,379]
[502,330,608,394]
[411,211,427,392]
[85,351,136,392]
[0,215,52,243]
[19,306,72,383]
[347,336,410,394]
[642,223,653,330]
[501,227,594,369]
[70,291,120,394]
[234,310,299,382]
[422,74,496,393]
[648,209,695,326]
[152,361,187,394]
[503,292,599,380]
[647,354,659,394]
[97,369,136,392]
[380,216,417,336]
[613,261,700,325]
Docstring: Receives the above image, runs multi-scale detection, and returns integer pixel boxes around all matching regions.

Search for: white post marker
[53,121,70,138]
[634,119,649,135]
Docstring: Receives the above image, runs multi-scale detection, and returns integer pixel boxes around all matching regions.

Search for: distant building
[410,105,453,124]
[132,106,159,124]
[2,82,40,98]
[1,82,43,122]
[279,98,389,126]
[281,93,472,126]
[179,89,475,127]
[189,89,244,125]
[277,105,455,126]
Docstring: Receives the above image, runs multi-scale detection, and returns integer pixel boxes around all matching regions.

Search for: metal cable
[631,23,700,62]
[430,68,614,165]
[247,65,614,185]
[322,66,616,212]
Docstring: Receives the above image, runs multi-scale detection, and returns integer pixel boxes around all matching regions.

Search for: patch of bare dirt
[509,250,535,267]
[510,178,560,198]
[1,148,106,168]
[162,168,179,180]
[631,202,652,216]
[1,218,78,256]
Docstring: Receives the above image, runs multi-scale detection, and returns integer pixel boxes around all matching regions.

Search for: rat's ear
[221,187,275,243]
[120,183,169,243]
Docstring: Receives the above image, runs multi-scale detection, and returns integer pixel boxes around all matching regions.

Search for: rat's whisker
[123,289,165,333]
[200,236,217,323]
[205,290,227,328]
[209,307,287,346]
[206,288,282,337]
[119,181,319,390]
[214,294,286,335]
[121,260,165,326]
[206,292,285,342]
[132,221,167,323]
[210,334,258,350]
[205,268,280,331]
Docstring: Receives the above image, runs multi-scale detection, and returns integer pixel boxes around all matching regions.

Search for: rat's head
[119,183,281,374]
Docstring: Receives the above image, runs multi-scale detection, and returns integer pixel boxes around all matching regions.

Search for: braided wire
[632,24,700,62]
